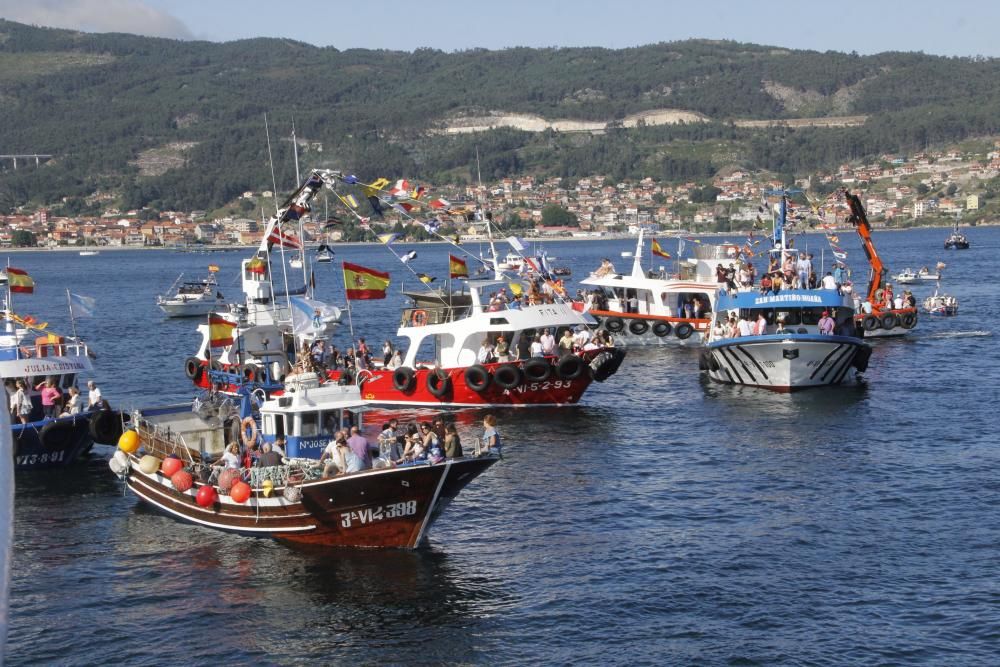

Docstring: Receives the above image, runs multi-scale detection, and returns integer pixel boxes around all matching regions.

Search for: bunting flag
[420,219,441,234]
[377,233,399,245]
[508,282,523,296]
[387,179,411,198]
[341,193,359,209]
[4,267,33,293]
[322,216,345,229]
[207,264,220,273]
[449,254,469,278]
[393,202,414,213]
[343,261,390,300]
[416,273,436,283]
[208,315,236,347]
[742,242,755,258]
[267,226,302,250]
[412,186,426,200]
[428,198,451,210]
[283,203,309,221]
[69,293,96,318]
[367,196,385,218]
[650,238,671,259]
[361,177,391,198]
[246,257,267,275]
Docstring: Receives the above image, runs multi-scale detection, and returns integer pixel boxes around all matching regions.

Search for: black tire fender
[605,317,624,333]
[901,312,917,329]
[463,364,491,393]
[89,410,123,444]
[184,357,202,380]
[628,320,649,335]
[523,358,552,382]
[392,366,416,392]
[652,321,672,337]
[880,313,898,330]
[426,369,451,398]
[556,354,585,380]
[41,420,77,451]
[493,364,523,390]
[862,315,879,331]
[675,323,694,340]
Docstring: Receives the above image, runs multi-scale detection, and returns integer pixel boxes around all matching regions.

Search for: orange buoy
[229,481,251,504]
[195,485,218,508]
[171,470,193,492]
[118,430,140,454]
[160,456,183,478]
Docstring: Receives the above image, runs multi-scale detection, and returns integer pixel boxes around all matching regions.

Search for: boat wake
[926,330,992,339]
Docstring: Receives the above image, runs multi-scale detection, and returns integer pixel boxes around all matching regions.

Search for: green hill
[1,19,999,213]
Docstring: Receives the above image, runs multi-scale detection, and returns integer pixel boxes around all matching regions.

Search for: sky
[0,0,997,57]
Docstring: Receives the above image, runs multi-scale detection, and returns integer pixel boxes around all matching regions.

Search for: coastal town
[3,142,998,248]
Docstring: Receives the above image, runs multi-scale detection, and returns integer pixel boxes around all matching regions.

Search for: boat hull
[12,416,93,470]
[702,335,868,392]
[359,350,625,407]
[123,455,497,548]
[157,299,226,318]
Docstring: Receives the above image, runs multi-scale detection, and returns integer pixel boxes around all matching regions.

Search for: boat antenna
[265,113,280,217]
[65,289,79,341]
[631,227,644,278]
[475,147,502,280]
[290,120,309,289]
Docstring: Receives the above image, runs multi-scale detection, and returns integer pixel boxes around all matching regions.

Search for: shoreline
[3,221,993,253]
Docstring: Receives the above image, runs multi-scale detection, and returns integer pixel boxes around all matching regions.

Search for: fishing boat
[184,172,342,388]
[574,230,728,347]
[895,264,943,284]
[156,268,226,318]
[923,286,958,316]
[841,191,920,338]
[700,190,872,392]
[0,269,125,470]
[944,220,970,249]
[357,279,626,407]
[111,364,498,548]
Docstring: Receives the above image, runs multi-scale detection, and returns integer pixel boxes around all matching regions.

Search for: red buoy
[160,456,183,478]
[229,481,251,504]
[195,485,218,508]
[171,470,193,492]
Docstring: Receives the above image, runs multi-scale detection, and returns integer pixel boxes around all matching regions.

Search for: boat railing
[16,337,90,360]
[133,414,198,465]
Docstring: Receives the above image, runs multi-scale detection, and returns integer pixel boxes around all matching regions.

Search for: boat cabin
[258,381,366,458]
[712,291,859,338]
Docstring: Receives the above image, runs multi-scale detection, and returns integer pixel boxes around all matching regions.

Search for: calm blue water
[7,227,1000,665]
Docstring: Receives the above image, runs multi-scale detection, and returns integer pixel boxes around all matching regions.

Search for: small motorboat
[896,265,942,283]
[923,288,958,316]
[552,266,572,277]
[78,250,99,257]
[315,244,334,263]
[944,221,970,249]
[289,256,303,269]
[156,268,226,317]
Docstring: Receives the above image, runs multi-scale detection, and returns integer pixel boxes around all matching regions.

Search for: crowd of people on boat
[6,378,106,424]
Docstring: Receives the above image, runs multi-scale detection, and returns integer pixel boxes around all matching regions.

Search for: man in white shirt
[529,335,544,358]
[796,253,811,288]
[821,272,837,290]
[87,380,102,409]
[539,328,556,356]
[572,326,591,349]
[476,340,494,364]
[737,314,754,337]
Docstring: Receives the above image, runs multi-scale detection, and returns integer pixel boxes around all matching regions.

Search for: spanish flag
[246,257,267,275]
[651,238,671,260]
[5,267,33,293]
[449,254,468,279]
[208,264,220,273]
[343,261,390,300]
[208,315,236,347]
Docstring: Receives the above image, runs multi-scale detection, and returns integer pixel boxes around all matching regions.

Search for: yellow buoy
[138,454,161,474]
[261,479,274,497]
[118,429,140,454]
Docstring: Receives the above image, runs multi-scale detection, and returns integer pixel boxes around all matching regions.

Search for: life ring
[426,368,451,398]
[901,312,917,329]
[605,317,624,333]
[411,309,428,327]
[523,358,552,382]
[464,365,491,392]
[184,357,203,380]
[880,313,898,330]
[674,323,694,340]
[862,315,879,331]
[628,320,650,336]
[240,416,258,448]
[392,366,416,392]
[652,321,672,337]
[556,354,585,380]
[493,364,523,390]
[41,420,76,452]
[89,410,123,444]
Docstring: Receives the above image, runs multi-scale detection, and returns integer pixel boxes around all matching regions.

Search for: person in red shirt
[35,378,62,419]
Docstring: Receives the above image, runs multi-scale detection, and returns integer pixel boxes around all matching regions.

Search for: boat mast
[476,147,502,281]
[291,119,309,292]
[631,228,645,278]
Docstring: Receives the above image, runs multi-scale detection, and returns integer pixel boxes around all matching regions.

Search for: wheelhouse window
[298,411,319,437]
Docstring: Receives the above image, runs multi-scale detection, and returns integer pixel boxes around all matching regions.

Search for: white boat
[289,256,303,269]
[156,270,226,318]
[700,190,871,391]
[923,287,958,316]
[315,244,334,263]
[895,266,942,284]
[576,230,729,347]
[78,250,99,256]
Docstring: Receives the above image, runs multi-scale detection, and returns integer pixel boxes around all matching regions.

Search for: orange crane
[843,189,888,311]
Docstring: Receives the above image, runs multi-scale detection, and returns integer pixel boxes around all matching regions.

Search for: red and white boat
[357,280,626,407]
[574,231,735,347]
